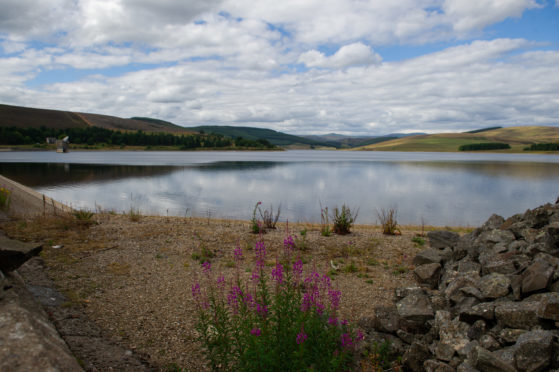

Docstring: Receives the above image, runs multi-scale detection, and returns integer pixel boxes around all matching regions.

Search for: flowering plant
[192,238,362,371]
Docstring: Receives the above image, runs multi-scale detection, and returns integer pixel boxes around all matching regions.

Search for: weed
[320,206,332,236]
[377,208,400,235]
[365,279,374,285]
[192,235,216,264]
[361,340,400,371]
[258,203,281,229]
[250,201,262,234]
[392,265,408,275]
[332,205,358,235]
[343,261,359,273]
[367,258,379,266]
[73,209,95,225]
[411,236,425,247]
[128,206,141,222]
[0,187,11,210]
[295,229,309,251]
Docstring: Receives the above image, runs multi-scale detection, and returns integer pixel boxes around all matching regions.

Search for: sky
[1,0,558,136]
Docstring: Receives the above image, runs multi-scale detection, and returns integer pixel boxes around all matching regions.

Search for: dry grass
[1,212,455,370]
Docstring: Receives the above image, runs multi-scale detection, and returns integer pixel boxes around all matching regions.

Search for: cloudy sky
[1,0,558,135]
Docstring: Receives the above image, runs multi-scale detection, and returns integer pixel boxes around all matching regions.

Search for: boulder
[428,230,460,250]
[459,302,495,323]
[414,263,442,289]
[522,260,554,294]
[480,273,510,299]
[403,340,431,372]
[513,330,554,372]
[424,359,455,372]
[535,292,559,321]
[483,214,506,230]
[469,346,516,372]
[396,292,434,332]
[414,249,443,266]
[495,301,541,329]
[0,235,42,272]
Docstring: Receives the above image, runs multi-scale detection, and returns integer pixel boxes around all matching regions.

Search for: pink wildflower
[250,328,261,337]
[296,326,308,345]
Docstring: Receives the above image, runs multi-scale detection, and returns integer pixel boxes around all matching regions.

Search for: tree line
[0,126,275,149]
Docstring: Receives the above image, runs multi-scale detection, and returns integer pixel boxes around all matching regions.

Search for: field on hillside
[356,126,559,152]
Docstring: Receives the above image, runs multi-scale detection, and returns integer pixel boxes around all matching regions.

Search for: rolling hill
[186,125,337,148]
[0,104,192,134]
[354,126,559,152]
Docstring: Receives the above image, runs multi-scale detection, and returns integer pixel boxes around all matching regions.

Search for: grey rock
[428,230,460,249]
[535,292,559,321]
[457,362,480,372]
[459,302,496,323]
[0,234,42,271]
[364,305,400,334]
[397,292,434,332]
[403,340,431,372]
[522,260,554,294]
[499,328,529,345]
[483,214,506,230]
[455,232,477,261]
[424,359,455,372]
[523,204,553,229]
[514,330,554,372]
[457,260,481,274]
[484,258,517,276]
[467,320,487,341]
[415,263,442,289]
[469,346,516,372]
[434,341,456,362]
[460,286,483,300]
[0,273,83,372]
[395,286,425,300]
[495,301,541,329]
[479,334,501,351]
[480,273,511,299]
[414,249,444,266]
[477,229,515,248]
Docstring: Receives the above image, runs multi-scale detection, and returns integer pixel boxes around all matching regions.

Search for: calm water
[1,150,559,226]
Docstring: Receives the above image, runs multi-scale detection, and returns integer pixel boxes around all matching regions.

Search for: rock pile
[361,200,559,371]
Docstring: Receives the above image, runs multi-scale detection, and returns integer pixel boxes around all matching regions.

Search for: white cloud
[443,0,540,33]
[299,43,382,69]
[0,1,557,135]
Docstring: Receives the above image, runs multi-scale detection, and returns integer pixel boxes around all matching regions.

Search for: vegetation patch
[458,142,511,151]
[524,143,559,151]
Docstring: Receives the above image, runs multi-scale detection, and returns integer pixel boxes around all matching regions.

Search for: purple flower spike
[191,283,201,298]
[328,289,341,310]
[296,326,308,345]
[272,262,284,284]
[341,333,353,349]
[202,261,211,274]
[255,240,267,270]
[250,328,261,337]
[234,244,243,261]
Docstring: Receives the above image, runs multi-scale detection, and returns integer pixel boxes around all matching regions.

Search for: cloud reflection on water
[12,158,558,226]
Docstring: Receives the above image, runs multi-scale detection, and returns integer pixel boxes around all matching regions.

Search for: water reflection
[2,158,556,226]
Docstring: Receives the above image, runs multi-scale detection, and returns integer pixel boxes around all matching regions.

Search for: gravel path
[2,213,441,370]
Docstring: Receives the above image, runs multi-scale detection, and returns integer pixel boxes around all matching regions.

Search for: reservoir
[1,150,558,226]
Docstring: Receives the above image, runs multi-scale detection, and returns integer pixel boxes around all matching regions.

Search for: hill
[0,104,191,134]
[186,125,336,148]
[354,126,559,152]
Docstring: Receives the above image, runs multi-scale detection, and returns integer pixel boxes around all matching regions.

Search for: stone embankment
[361,199,559,371]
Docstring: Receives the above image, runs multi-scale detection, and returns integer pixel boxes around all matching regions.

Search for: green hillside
[187,125,337,147]
[354,126,559,152]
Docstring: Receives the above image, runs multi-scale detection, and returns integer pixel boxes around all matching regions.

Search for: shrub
[192,240,363,371]
[73,208,94,221]
[411,236,425,247]
[377,208,400,235]
[128,206,141,222]
[332,205,358,235]
[458,142,510,151]
[524,143,559,151]
[0,187,11,210]
[258,203,281,229]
